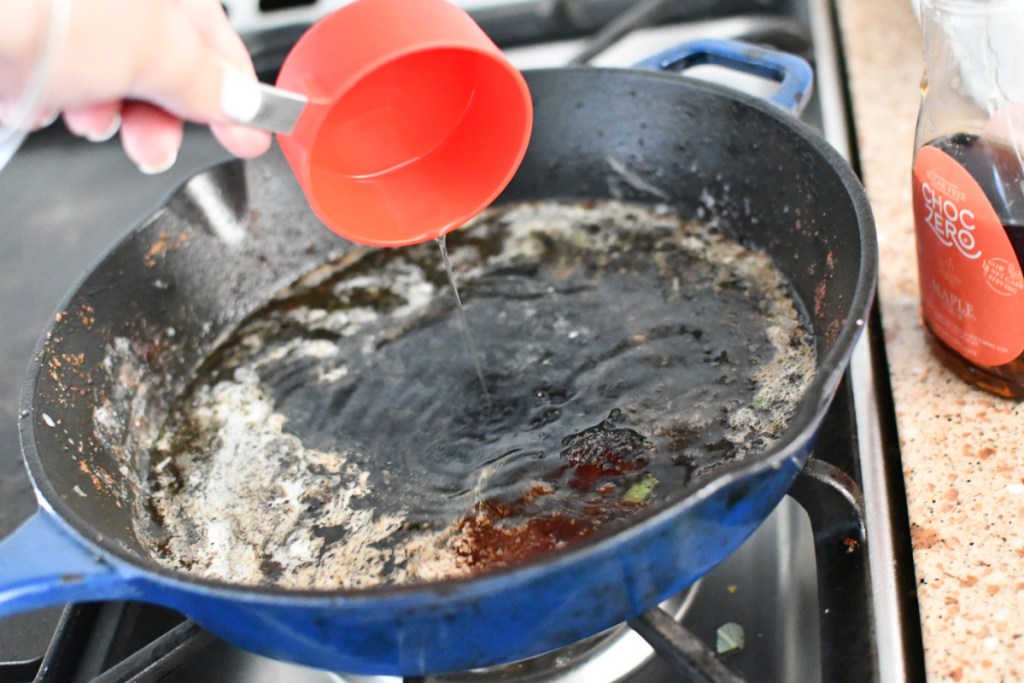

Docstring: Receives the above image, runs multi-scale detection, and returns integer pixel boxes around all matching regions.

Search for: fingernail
[137,148,178,175]
[86,113,122,143]
[220,68,262,124]
[33,108,60,130]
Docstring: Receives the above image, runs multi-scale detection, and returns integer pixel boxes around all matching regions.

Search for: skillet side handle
[633,38,814,116]
[0,510,136,620]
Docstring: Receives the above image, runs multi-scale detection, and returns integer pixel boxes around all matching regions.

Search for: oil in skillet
[139,200,816,588]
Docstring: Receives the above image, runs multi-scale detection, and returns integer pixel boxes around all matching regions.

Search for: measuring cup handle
[0,510,137,620]
[221,75,308,135]
[633,38,814,116]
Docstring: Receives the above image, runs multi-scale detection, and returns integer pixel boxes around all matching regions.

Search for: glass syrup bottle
[912,0,1024,398]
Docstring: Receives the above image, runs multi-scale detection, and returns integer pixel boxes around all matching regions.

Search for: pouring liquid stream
[437,236,491,405]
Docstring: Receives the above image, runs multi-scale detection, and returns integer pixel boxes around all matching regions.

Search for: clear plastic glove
[0,0,272,174]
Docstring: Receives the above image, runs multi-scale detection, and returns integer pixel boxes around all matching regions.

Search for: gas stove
[0,1,925,681]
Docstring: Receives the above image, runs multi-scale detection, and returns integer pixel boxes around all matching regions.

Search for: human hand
[0,0,272,174]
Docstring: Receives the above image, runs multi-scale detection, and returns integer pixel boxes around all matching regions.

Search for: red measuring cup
[237,0,533,247]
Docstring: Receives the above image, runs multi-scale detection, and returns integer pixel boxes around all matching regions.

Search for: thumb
[44,0,263,126]
[127,4,252,125]
[135,44,272,153]
[126,0,271,157]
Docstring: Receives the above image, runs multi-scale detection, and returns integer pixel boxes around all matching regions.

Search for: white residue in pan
[147,367,464,588]
[92,337,168,499]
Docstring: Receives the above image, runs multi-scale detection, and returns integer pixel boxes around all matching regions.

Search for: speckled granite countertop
[837,1,1024,681]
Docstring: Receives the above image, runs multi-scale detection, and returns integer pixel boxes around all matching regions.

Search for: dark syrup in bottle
[921,133,1024,398]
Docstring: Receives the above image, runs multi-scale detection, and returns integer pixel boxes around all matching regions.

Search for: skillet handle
[0,510,137,619]
[633,38,814,116]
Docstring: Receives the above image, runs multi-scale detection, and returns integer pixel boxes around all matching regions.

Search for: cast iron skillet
[0,41,876,675]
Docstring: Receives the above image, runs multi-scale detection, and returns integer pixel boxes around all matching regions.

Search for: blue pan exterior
[0,40,874,676]
[1,438,808,674]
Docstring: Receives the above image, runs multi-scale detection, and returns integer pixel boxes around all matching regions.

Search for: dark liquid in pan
[140,201,815,589]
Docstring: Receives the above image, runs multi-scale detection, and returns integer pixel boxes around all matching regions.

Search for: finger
[63,101,122,141]
[0,100,44,131]
[30,108,60,131]
[178,0,245,62]
[128,3,238,123]
[128,0,269,128]
[211,122,272,159]
[120,101,183,174]
[43,0,246,125]
[179,0,272,158]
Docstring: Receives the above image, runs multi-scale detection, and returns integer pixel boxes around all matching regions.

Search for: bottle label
[912,146,1024,366]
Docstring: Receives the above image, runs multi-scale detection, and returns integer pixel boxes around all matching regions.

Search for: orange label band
[912,146,1024,367]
